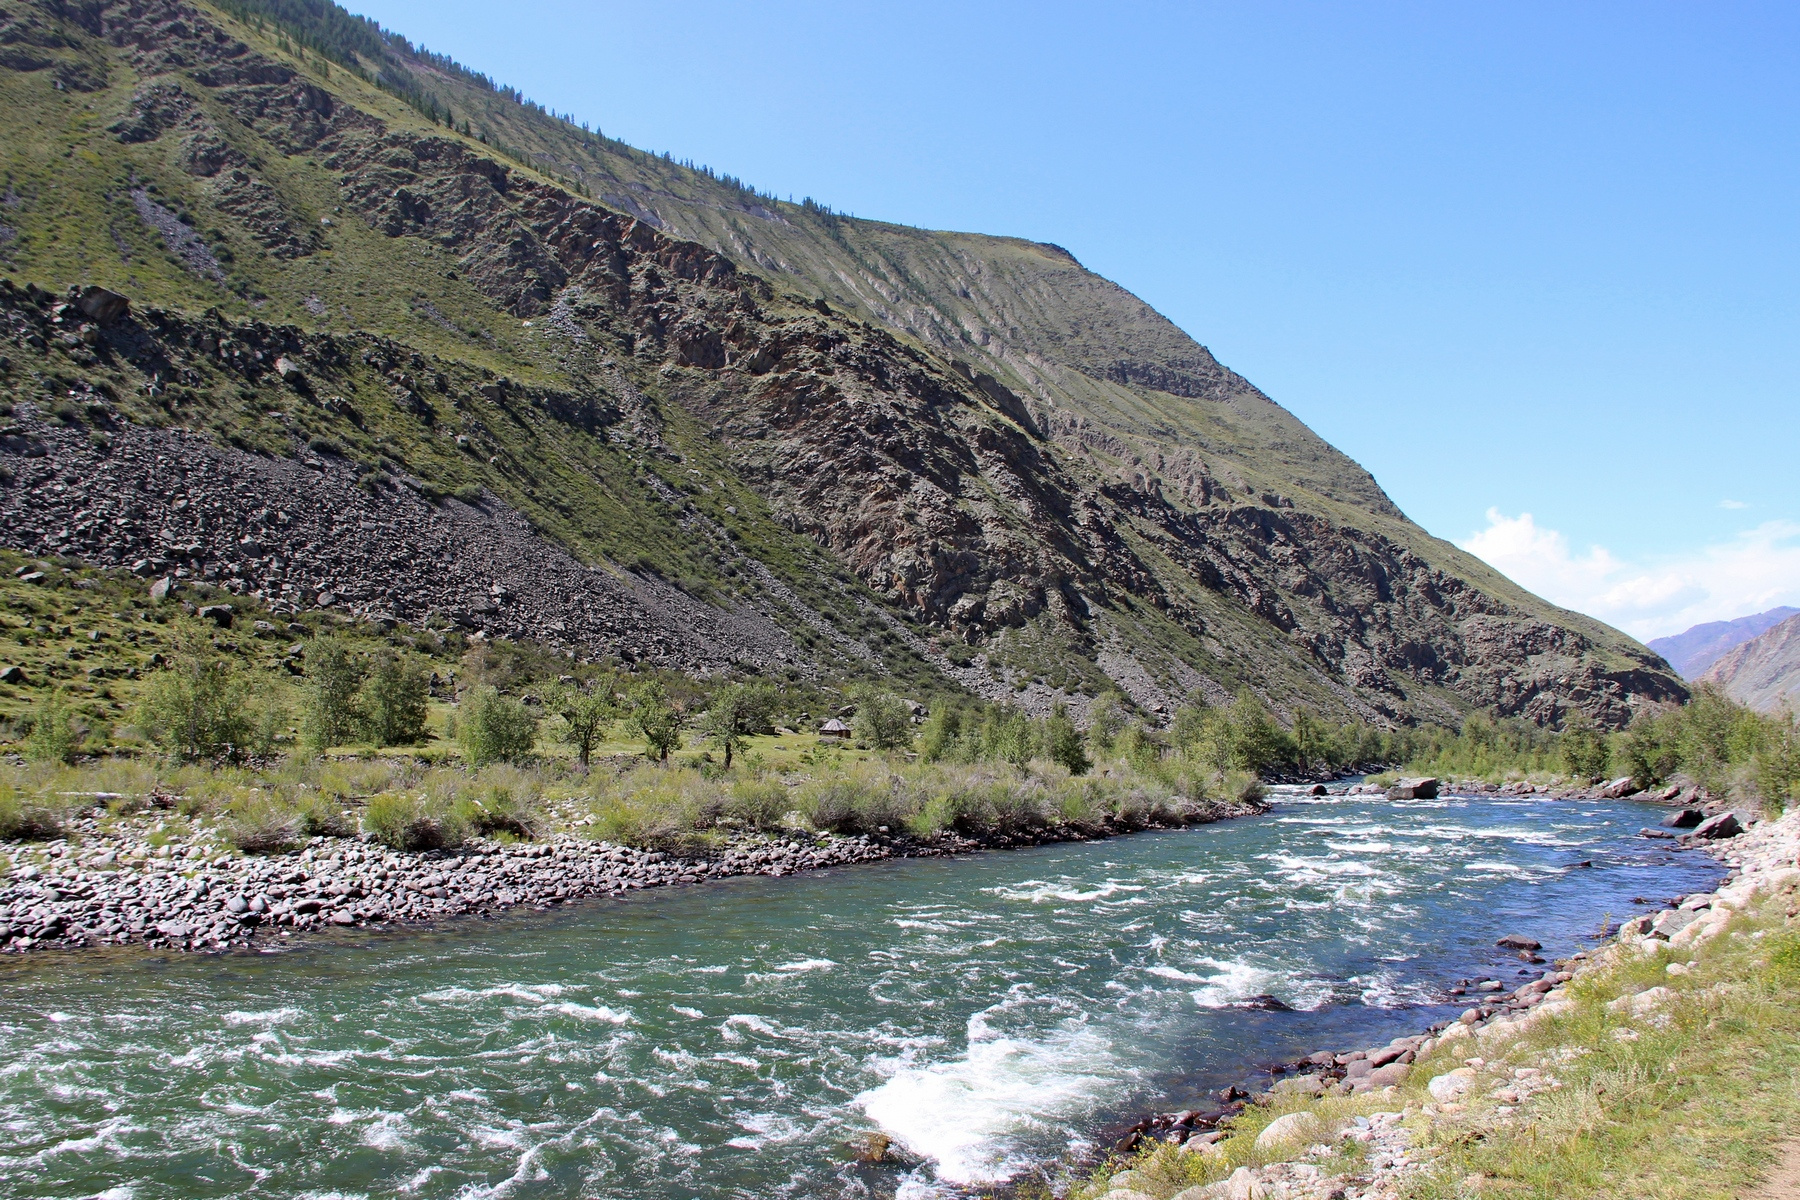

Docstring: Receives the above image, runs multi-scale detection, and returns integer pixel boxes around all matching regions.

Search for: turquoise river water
[0,788,1722,1199]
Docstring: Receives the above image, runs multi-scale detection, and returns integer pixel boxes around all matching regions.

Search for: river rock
[1496,933,1541,951]
[1365,1062,1410,1088]
[1689,812,1742,840]
[1596,776,1639,799]
[1427,1068,1475,1102]
[1385,777,1439,800]
[1663,808,1705,828]
[1255,1110,1323,1150]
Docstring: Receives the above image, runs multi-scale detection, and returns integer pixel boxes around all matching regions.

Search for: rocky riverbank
[1077,798,1800,1200]
[0,795,1266,955]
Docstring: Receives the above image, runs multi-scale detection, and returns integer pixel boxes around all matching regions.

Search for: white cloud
[1719,499,1749,510]
[1460,509,1800,641]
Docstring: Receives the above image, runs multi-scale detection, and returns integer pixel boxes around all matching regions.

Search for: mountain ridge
[1648,607,1800,679]
[1698,614,1800,712]
[0,0,1684,728]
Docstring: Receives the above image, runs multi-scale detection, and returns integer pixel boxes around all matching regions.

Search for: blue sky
[355,0,1800,640]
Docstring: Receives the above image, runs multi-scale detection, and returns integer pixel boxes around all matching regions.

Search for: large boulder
[1427,1068,1476,1102]
[1385,776,1439,800]
[1662,808,1705,829]
[75,285,130,324]
[1597,776,1640,799]
[1688,812,1743,840]
[1255,1111,1322,1150]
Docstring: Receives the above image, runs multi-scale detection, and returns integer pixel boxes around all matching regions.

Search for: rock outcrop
[0,0,1686,726]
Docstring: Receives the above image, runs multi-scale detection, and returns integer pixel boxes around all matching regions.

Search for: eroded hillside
[0,0,1683,726]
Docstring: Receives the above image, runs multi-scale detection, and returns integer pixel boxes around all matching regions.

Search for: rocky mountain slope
[1699,614,1800,712]
[1649,606,1800,678]
[0,0,1684,727]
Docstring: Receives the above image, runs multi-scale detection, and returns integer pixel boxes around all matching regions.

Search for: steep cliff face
[0,0,1684,727]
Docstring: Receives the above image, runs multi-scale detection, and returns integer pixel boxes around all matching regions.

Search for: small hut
[818,718,852,740]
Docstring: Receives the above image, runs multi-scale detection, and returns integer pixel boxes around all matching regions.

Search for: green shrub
[137,639,264,760]
[1044,703,1091,776]
[224,796,300,854]
[586,770,714,852]
[302,635,366,749]
[362,651,430,746]
[296,795,357,838]
[1559,715,1611,781]
[720,776,789,828]
[852,688,914,752]
[458,686,538,766]
[0,783,65,840]
[450,785,540,839]
[364,793,467,851]
[23,688,79,765]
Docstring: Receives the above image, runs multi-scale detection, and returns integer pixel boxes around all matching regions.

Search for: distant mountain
[1649,608,1800,678]
[1698,615,1800,712]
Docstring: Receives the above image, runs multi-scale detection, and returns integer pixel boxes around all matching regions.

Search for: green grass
[1064,881,1800,1200]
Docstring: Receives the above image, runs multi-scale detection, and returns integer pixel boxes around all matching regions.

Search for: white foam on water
[987,880,1145,903]
[1268,854,1382,880]
[92,1188,134,1200]
[772,958,837,973]
[671,1006,705,1019]
[719,1014,780,1042]
[416,983,566,1004]
[223,1007,302,1027]
[546,1003,632,1024]
[1145,965,1208,983]
[25,1117,142,1164]
[1187,958,1280,1008]
[712,1053,762,1069]
[855,1009,1116,1184]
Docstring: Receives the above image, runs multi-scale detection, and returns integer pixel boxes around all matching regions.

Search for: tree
[1087,691,1129,753]
[137,636,259,760]
[362,651,430,746]
[697,680,776,769]
[919,701,974,763]
[1558,713,1611,781]
[1043,703,1090,776]
[630,680,686,762]
[302,635,366,749]
[458,685,538,766]
[1291,707,1331,775]
[24,687,79,764]
[852,688,914,752]
[1228,690,1292,776]
[699,691,747,769]
[551,674,619,769]
[981,704,1032,768]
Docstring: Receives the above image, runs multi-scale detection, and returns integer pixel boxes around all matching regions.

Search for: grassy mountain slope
[0,0,1683,728]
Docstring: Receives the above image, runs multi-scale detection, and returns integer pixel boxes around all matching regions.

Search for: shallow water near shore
[0,789,1722,1199]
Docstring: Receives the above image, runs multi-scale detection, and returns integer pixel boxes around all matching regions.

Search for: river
[0,788,1721,1199]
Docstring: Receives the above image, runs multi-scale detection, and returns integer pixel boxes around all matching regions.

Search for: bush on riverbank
[578,755,1216,853]
[1399,686,1800,809]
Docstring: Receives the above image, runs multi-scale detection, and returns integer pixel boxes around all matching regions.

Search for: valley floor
[0,772,1261,956]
